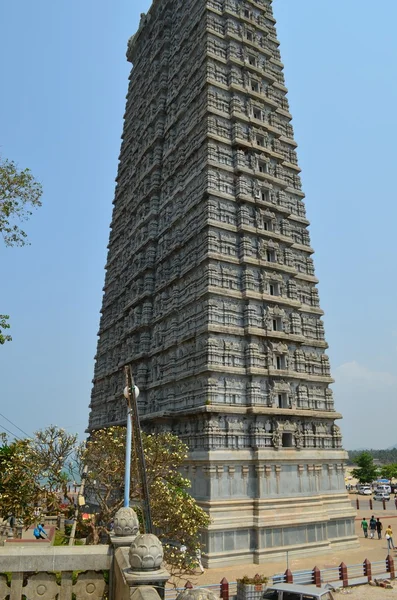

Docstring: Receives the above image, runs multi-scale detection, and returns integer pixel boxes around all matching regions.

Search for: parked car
[373,491,390,501]
[358,486,372,495]
[263,583,335,599]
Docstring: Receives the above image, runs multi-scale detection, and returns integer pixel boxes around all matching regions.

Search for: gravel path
[333,584,397,598]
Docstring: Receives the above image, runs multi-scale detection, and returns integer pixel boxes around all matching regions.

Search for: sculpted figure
[255,208,263,228]
[295,428,303,449]
[272,429,282,449]
[258,239,267,259]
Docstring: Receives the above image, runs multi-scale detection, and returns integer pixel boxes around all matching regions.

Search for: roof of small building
[267,583,331,594]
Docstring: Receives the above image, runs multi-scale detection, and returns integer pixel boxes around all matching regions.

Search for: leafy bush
[237,574,268,585]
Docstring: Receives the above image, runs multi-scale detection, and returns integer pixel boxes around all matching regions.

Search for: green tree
[0,315,12,344]
[348,448,397,465]
[79,427,210,572]
[351,451,379,484]
[0,156,42,247]
[0,438,43,523]
[0,426,77,524]
[380,464,397,480]
[31,425,78,511]
[1,155,43,344]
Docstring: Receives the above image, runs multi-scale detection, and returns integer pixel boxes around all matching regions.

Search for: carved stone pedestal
[114,546,169,600]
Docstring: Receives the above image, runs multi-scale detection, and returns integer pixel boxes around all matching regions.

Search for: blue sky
[1,0,396,449]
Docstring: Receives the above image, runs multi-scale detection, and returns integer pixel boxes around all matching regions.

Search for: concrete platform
[4,525,55,545]
[169,512,397,587]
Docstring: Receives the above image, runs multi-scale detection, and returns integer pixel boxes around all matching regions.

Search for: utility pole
[124,365,152,533]
[68,465,88,546]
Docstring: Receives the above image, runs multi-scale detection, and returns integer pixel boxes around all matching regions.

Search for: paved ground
[170,500,397,588]
[3,525,55,545]
[351,495,397,515]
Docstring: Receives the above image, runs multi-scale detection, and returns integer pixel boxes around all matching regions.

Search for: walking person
[33,523,48,540]
[376,518,383,540]
[369,515,377,539]
[385,525,395,551]
[180,544,187,555]
[195,548,205,574]
[361,517,368,538]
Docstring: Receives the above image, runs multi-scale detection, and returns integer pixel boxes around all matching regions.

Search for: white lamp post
[123,382,139,508]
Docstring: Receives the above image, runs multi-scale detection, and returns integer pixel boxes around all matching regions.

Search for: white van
[376,484,391,494]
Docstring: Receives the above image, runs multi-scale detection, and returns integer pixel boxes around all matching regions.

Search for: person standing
[385,525,395,551]
[376,518,383,540]
[369,515,377,539]
[361,518,368,538]
[195,548,205,574]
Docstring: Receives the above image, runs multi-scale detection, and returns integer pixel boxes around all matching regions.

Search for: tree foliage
[0,424,209,574]
[31,425,78,511]
[0,426,77,524]
[0,155,43,344]
[348,448,397,465]
[380,464,397,481]
[79,427,210,571]
[0,315,12,345]
[0,439,42,522]
[351,451,379,484]
[0,156,42,247]
[32,425,77,493]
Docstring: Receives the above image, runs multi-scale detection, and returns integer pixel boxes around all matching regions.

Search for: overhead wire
[0,412,31,438]
[0,422,22,441]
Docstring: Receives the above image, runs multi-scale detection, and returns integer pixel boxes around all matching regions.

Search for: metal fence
[165,555,396,600]
[273,555,395,588]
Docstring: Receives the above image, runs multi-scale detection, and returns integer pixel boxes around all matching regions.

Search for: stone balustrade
[0,508,169,600]
[0,546,111,600]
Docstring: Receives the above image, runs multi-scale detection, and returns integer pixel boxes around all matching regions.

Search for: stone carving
[272,428,282,449]
[257,239,267,259]
[23,573,58,600]
[295,428,303,449]
[73,572,108,600]
[129,533,164,571]
[87,0,353,565]
[281,420,295,433]
[0,576,9,600]
[176,589,219,600]
[113,506,139,537]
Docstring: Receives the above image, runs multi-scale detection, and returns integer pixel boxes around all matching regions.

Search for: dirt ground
[338,584,397,598]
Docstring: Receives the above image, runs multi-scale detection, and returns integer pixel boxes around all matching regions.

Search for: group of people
[361,516,395,550]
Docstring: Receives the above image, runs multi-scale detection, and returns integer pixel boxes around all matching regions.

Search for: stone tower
[88,0,357,566]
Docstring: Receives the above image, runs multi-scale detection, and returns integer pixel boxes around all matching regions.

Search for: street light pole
[124,399,133,508]
[123,365,152,533]
[123,371,139,509]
